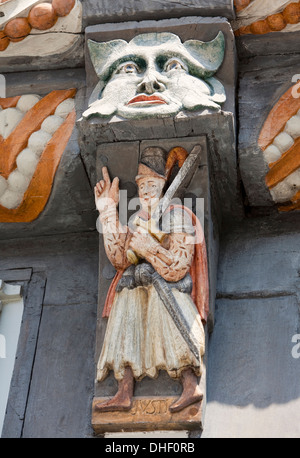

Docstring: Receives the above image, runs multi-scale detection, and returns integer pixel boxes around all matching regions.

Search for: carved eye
[165,59,186,72]
[117,62,140,74]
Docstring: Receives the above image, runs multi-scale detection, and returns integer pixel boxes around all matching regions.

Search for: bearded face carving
[83,32,226,120]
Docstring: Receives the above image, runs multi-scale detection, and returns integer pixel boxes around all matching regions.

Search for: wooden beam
[1,272,46,438]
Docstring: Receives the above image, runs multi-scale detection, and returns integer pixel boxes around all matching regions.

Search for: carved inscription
[130,398,170,416]
[92,396,203,433]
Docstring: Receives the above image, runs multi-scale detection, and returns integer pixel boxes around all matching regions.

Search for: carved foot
[169,368,203,413]
[94,394,133,412]
[95,366,134,412]
[169,389,203,413]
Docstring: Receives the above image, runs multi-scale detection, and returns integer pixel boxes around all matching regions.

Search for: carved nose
[137,72,166,94]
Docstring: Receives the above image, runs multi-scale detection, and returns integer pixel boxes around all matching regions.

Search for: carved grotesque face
[83,32,226,120]
[137,176,165,213]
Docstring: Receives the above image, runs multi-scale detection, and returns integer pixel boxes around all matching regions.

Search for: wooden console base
[92,396,203,434]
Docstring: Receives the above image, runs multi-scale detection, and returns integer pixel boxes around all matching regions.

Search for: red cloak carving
[102,205,209,323]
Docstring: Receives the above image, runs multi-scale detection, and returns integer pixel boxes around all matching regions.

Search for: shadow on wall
[207,295,300,408]
[206,223,300,409]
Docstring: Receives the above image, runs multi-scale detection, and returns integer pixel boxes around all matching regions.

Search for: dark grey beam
[82,0,236,28]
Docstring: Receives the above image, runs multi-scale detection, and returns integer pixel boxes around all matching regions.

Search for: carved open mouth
[259,84,300,211]
[127,95,167,106]
[0,89,76,222]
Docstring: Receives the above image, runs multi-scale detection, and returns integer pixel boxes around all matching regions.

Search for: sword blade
[152,144,202,223]
[152,271,201,362]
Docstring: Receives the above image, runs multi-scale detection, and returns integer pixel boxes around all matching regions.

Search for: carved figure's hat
[135,146,189,182]
[135,147,167,182]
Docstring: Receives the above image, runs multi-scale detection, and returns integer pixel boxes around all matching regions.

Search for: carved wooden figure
[94,146,209,414]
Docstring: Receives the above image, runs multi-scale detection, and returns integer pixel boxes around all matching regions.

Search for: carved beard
[84,72,225,120]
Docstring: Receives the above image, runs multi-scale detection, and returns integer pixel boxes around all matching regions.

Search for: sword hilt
[126,249,139,265]
[134,216,167,242]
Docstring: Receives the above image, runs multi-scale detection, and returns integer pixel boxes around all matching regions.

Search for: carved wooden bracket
[78,17,238,435]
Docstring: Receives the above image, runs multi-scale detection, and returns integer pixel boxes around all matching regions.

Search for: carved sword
[127,144,202,265]
[135,263,201,362]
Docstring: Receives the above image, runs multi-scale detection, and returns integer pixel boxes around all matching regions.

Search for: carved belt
[116,263,193,294]
[116,263,199,361]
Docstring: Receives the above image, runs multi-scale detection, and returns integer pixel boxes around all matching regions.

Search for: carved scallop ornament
[233,0,300,36]
[0,89,76,222]
[259,83,300,211]
[0,0,81,55]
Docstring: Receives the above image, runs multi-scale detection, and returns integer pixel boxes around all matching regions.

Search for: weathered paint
[84,32,226,120]
[0,90,76,221]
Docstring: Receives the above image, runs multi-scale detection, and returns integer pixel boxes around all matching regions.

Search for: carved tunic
[97,206,205,382]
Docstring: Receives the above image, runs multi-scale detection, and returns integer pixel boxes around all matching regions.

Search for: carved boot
[169,368,203,413]
[95,367,134,412]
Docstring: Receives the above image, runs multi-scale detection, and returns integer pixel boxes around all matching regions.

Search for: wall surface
[1,0,300,439]
[0,232,99,438]
[203,217,300,438]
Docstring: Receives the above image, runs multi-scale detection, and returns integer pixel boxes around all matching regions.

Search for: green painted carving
[83,32,226,120]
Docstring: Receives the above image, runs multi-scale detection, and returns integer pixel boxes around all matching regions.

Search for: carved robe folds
[97,206,205,382]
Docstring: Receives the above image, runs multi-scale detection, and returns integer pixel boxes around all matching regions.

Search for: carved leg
[169,368,203,413]
[95,366,134,412]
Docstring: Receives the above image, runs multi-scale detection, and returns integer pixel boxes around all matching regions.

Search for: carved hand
[94,166,120,213]
[129,227,158,259]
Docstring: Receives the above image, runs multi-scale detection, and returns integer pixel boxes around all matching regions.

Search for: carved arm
[100,206,131,271]
[130,230,195,283]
